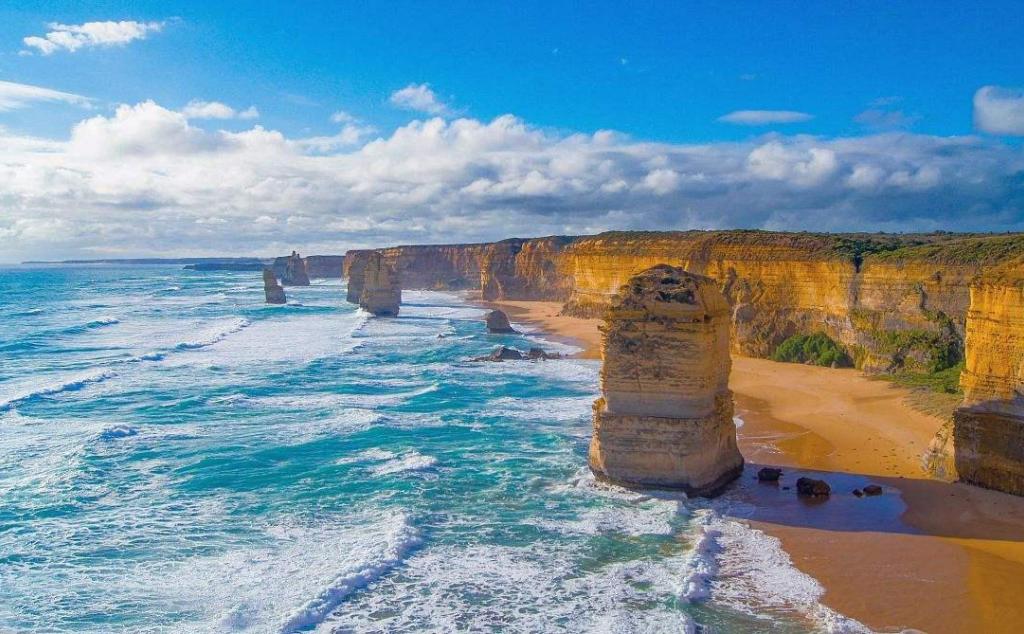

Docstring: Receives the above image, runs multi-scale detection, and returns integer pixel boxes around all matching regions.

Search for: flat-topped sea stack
[263,268,286,304]
[359,251,401,316]
[588,265,744,495]
[952,257,1024,495]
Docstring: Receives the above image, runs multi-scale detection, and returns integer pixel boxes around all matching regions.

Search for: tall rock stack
[263,268,287,304]
[280,251,311,286]
[588,264,744,495]
[344,250,372,304]
[952,258,1024,495]
[359,251,402,316]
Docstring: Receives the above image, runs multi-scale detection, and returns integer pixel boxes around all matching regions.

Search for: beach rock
[263,268,287,304]
[863,484,883,496]
[359,251,401,317]
[796,477,831,497]
[485,309,517,333]
[588,265,744,496]
[471,346,525,362]
[757,467,782,482]
[853,488,864,497]
[527,347,560,360]
[279,251,311,286]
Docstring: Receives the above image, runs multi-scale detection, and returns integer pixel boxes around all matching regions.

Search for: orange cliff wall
[951,259,1024,495]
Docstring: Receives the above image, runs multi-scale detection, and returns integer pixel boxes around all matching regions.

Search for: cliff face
[588,265,743,495]
[951,258,1024,495]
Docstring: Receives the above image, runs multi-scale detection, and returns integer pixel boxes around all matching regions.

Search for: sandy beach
[489,300,1024,634]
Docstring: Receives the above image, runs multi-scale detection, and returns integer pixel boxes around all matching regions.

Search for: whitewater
[0,265,866,633]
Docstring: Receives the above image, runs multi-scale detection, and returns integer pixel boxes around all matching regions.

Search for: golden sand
[487,299,1024,634]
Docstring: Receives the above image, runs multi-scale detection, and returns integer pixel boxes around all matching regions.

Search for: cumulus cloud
[0,80,92,112]
[22,20,164,55]
[182,100,259,120]
[974,86,1024,136]
[389,83,449,115]
[1,102,1022,261]
[718,110,813,125]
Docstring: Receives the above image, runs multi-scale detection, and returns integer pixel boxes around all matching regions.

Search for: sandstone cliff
[949,257,1024,495]
[588,265,743,495]
[359,251,401,316]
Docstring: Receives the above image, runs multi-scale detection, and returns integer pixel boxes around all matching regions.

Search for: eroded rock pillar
[588,264,744,495]
[263,268,286,304]
[359,251,401,317]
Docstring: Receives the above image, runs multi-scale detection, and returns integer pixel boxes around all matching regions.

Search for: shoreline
[484,299,1024,634]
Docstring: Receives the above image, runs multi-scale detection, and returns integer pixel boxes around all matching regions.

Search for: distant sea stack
[263,268,287,304]
[588,265,744,496]
[359,251,401,316]
[275,251,311,286]
[951,258,1024,496]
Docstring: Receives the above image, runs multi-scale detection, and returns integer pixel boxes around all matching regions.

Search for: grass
[871,362,964,419]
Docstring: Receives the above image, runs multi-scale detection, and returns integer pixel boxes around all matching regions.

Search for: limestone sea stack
[263,268,287,304]
[344,250,371,304]
[951,258,1024,495]
[588,264,744,496]
[281,251,311,286]
[485,309,517,333]
[359,251,401,316]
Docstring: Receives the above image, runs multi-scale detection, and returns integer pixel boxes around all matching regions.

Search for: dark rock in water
[853,489,864,497]
[485,309,517,333]
[263,268,287,304]
[528,347,561,360]
[796,477,831,497]
[757,467,782,482]
[863,484,883,496]
[472,346,525,362]
[279,251,311,286]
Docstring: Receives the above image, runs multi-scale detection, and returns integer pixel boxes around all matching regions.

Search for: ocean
[0,265,867,633]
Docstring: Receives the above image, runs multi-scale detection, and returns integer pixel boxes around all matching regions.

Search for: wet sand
[488,300,1024,634]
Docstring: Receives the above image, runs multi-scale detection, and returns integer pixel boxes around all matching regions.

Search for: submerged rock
[796,477,831,497]
[527,347,560,360]
[359,251,401,317]
[757,467,782,482]
[863,484,883,496]
[588,265,744,496]
[263,268,286,304]
[485,309,517,333]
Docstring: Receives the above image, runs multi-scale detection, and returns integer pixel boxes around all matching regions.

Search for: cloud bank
[1,100,1022,261]
[23,20,163,55]
[0,80,91,112]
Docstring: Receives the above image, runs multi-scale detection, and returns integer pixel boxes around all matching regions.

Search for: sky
[1,1,1023,261]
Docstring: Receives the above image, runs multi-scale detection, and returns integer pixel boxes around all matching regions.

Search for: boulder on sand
[757,467,782,482]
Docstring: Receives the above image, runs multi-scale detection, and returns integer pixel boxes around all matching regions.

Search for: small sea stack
[484,309,517,333]
[279,251,311,286]
[588,264,744,496]
[263,268,287,304]
[359,251,401,316]
[344,250,371,304]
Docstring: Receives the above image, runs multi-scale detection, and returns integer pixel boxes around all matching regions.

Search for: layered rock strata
[263,268,286,304]
[359,251,401,316]
[588,265,744,495]
[951,258,1024,495]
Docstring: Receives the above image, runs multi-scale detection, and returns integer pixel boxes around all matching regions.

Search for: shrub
[771,333,851,367]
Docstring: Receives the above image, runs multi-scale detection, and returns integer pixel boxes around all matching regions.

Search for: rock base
[953,409,1024,496]
[588,395,744,496]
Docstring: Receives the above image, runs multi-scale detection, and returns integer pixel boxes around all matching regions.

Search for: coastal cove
[489,298,1024,634]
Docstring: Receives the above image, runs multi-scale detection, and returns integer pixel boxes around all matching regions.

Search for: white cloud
[389,83,449,115]
[974,86,1024,136]
[22,20,164,55]
[330,111,355,123]
[182,100,260,120]
[0,80,91,112]
[1,102,1022,261]
[719,110,814,125]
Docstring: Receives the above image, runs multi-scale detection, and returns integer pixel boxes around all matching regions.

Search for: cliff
[588,265,743,495]
[949,257,1024,495]
[303,255,345,279]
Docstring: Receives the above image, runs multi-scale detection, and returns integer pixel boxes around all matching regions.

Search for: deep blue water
[0,266,863,633]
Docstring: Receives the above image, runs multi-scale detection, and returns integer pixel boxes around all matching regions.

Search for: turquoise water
[0,266,863,633]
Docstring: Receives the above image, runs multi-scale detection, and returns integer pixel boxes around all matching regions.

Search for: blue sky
[1,2,1022,260]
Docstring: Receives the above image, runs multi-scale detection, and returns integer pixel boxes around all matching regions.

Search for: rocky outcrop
[275,251,310,286]
[263,268,286,304]
[588,265,744,496]
[359,251,401,316]
[484,310,516,333]
[951,258,1024,496]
